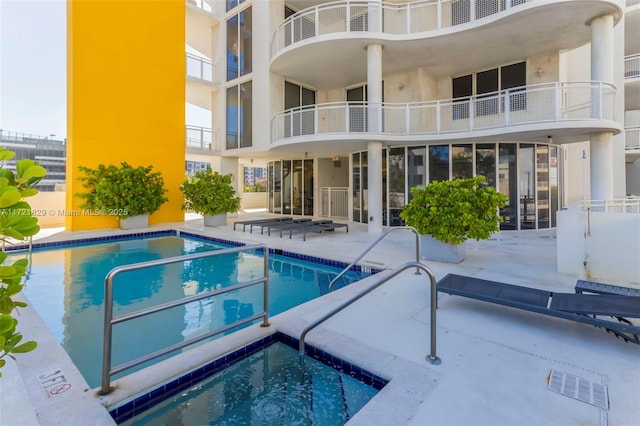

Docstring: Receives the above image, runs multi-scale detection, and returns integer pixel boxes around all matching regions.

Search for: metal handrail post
[100,244,269,395]
[300,261,441,365]
[328,226,421,290]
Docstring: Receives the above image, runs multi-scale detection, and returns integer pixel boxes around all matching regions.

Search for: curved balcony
[271,0,622,88]
[271,81,621,151]
[627,125,640,162]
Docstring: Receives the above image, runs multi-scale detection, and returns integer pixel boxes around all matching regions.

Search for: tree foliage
[0,147,45,377]
[180,168,241,216]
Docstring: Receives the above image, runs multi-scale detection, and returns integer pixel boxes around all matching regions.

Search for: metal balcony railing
[272,81,617,142]
[627,126,640,150]
[272,0,531,56]
[578,198,640,214]
[186,125,216,150]
[627,0,640,8]
[186,0,215,14]
[320,187,349,218]
[625,54,640,80]
[186,53,217,84]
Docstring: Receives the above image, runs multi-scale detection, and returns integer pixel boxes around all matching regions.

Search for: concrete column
[590,132,614,200]
[367,43,383,234]
[589,14,614,201]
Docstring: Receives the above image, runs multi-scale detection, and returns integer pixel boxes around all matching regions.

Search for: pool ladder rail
[328,226,422,291]
[99,244,271,395]
[309,226,441,365]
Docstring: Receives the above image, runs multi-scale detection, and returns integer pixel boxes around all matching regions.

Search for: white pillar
[590,132,614,200]
[589,14,614,201]
[367,43,383,234]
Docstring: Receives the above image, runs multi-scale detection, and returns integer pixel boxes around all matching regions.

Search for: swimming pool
[16,231,375,389]
[112,332,387,425]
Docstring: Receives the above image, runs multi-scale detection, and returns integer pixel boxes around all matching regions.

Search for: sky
[1,0,66,139]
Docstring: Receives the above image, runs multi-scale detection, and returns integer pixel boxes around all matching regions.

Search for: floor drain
[547,370,609,410]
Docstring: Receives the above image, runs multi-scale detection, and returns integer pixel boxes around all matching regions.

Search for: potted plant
[75,162,168,229]
[399,175,508,263]
[180,168,241,226]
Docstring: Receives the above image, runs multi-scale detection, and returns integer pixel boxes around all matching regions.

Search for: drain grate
[547,370,609,410]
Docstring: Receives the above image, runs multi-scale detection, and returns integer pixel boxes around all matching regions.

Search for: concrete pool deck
[1,213,639,425]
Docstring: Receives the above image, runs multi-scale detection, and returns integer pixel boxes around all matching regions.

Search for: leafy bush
[180,168,241,216]
[75,162,168,219]
[400,175,508,245]
[0,147,46,377]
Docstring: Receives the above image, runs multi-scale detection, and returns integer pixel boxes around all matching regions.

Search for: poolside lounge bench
[233,217,292,231]
[253,218,312,235]
[268,220,333,237]
[575,280,640,297]
[437,273,640,345]
[288,223,349,241]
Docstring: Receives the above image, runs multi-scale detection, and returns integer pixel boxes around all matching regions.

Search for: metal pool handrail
[300,261,441,365]
[328,226,421,291]
[100,244,270,395]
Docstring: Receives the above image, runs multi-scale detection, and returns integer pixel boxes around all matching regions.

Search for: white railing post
[314,105,319,135]
[469,99,474,130]
[346,103,350,132]
[406,3,411,34]
[436,101,441,133]
[554,82,560,121]
[346,0,351,32]
[315,7,319,37]
[470,0,476,21]
[437,0,442,29]
[405,104,410,134]
[504,90,510,126]
[599,82,603,119]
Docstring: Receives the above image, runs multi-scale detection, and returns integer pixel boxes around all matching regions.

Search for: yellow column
[66,0,185,230]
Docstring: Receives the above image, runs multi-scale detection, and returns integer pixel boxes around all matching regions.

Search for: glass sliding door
[292,160,303,215]
[352,153,361,222]
[429,145,449,182]
[282,160,292,215]
[388,147,405,226]
[408,147,426,197]
[498,144,517,230]
[519,144,536,230]
[303,160,314,216]
[536,145,550,229]
[475,143,496,187]
[451,144,473,179]
[549,146,560,227]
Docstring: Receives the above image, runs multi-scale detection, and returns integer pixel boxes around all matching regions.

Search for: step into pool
[112,333,387,425]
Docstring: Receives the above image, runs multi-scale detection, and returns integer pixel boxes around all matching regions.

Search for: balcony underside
[269,120,622,158]
[271,0,621,88]
[627,149,640,163]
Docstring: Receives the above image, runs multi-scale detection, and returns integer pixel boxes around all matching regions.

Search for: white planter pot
[420,234,466,263]
[204,213,227,227]
[120,214,149,230]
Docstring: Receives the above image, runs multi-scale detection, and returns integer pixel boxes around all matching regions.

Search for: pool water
[117,339,382,425]
[18,235,367,388]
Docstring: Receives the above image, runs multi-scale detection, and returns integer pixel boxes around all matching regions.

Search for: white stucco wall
[557,209,640,285]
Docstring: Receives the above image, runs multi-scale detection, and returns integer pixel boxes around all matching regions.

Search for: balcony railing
[186,0,215,14]
[627,0,640,7]
[186,53,217,85]
[272,0,531,56]
[272,81,616,142]
[186,125,216,150]
[578,198,640,213]
[625,54,640,80]
[627,126,640,150]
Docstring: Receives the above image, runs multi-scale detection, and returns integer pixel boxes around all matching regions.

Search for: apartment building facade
[188,0,639,232]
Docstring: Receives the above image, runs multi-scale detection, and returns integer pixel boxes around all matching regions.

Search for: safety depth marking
[547,370,609,410]
[38,369,72,398]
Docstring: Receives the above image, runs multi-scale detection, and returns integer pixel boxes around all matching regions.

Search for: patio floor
[2,212,639,425]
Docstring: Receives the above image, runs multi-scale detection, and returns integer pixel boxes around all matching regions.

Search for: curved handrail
[299,261,441,365]
[272,0,534,56]
[328,226,421,290]
[271,81,618,142]
[100,244,270,395]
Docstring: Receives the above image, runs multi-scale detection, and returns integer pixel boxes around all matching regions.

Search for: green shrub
[400,175,508,245]
[0,147,45,377]
[180,168,241,216]
[75,162,168,219]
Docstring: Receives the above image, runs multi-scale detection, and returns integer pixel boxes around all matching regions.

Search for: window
[243,166,266,192]
[452,62,526,120]
[227,7,252,81]
[226,81,252,149]
[285,81,316,137]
